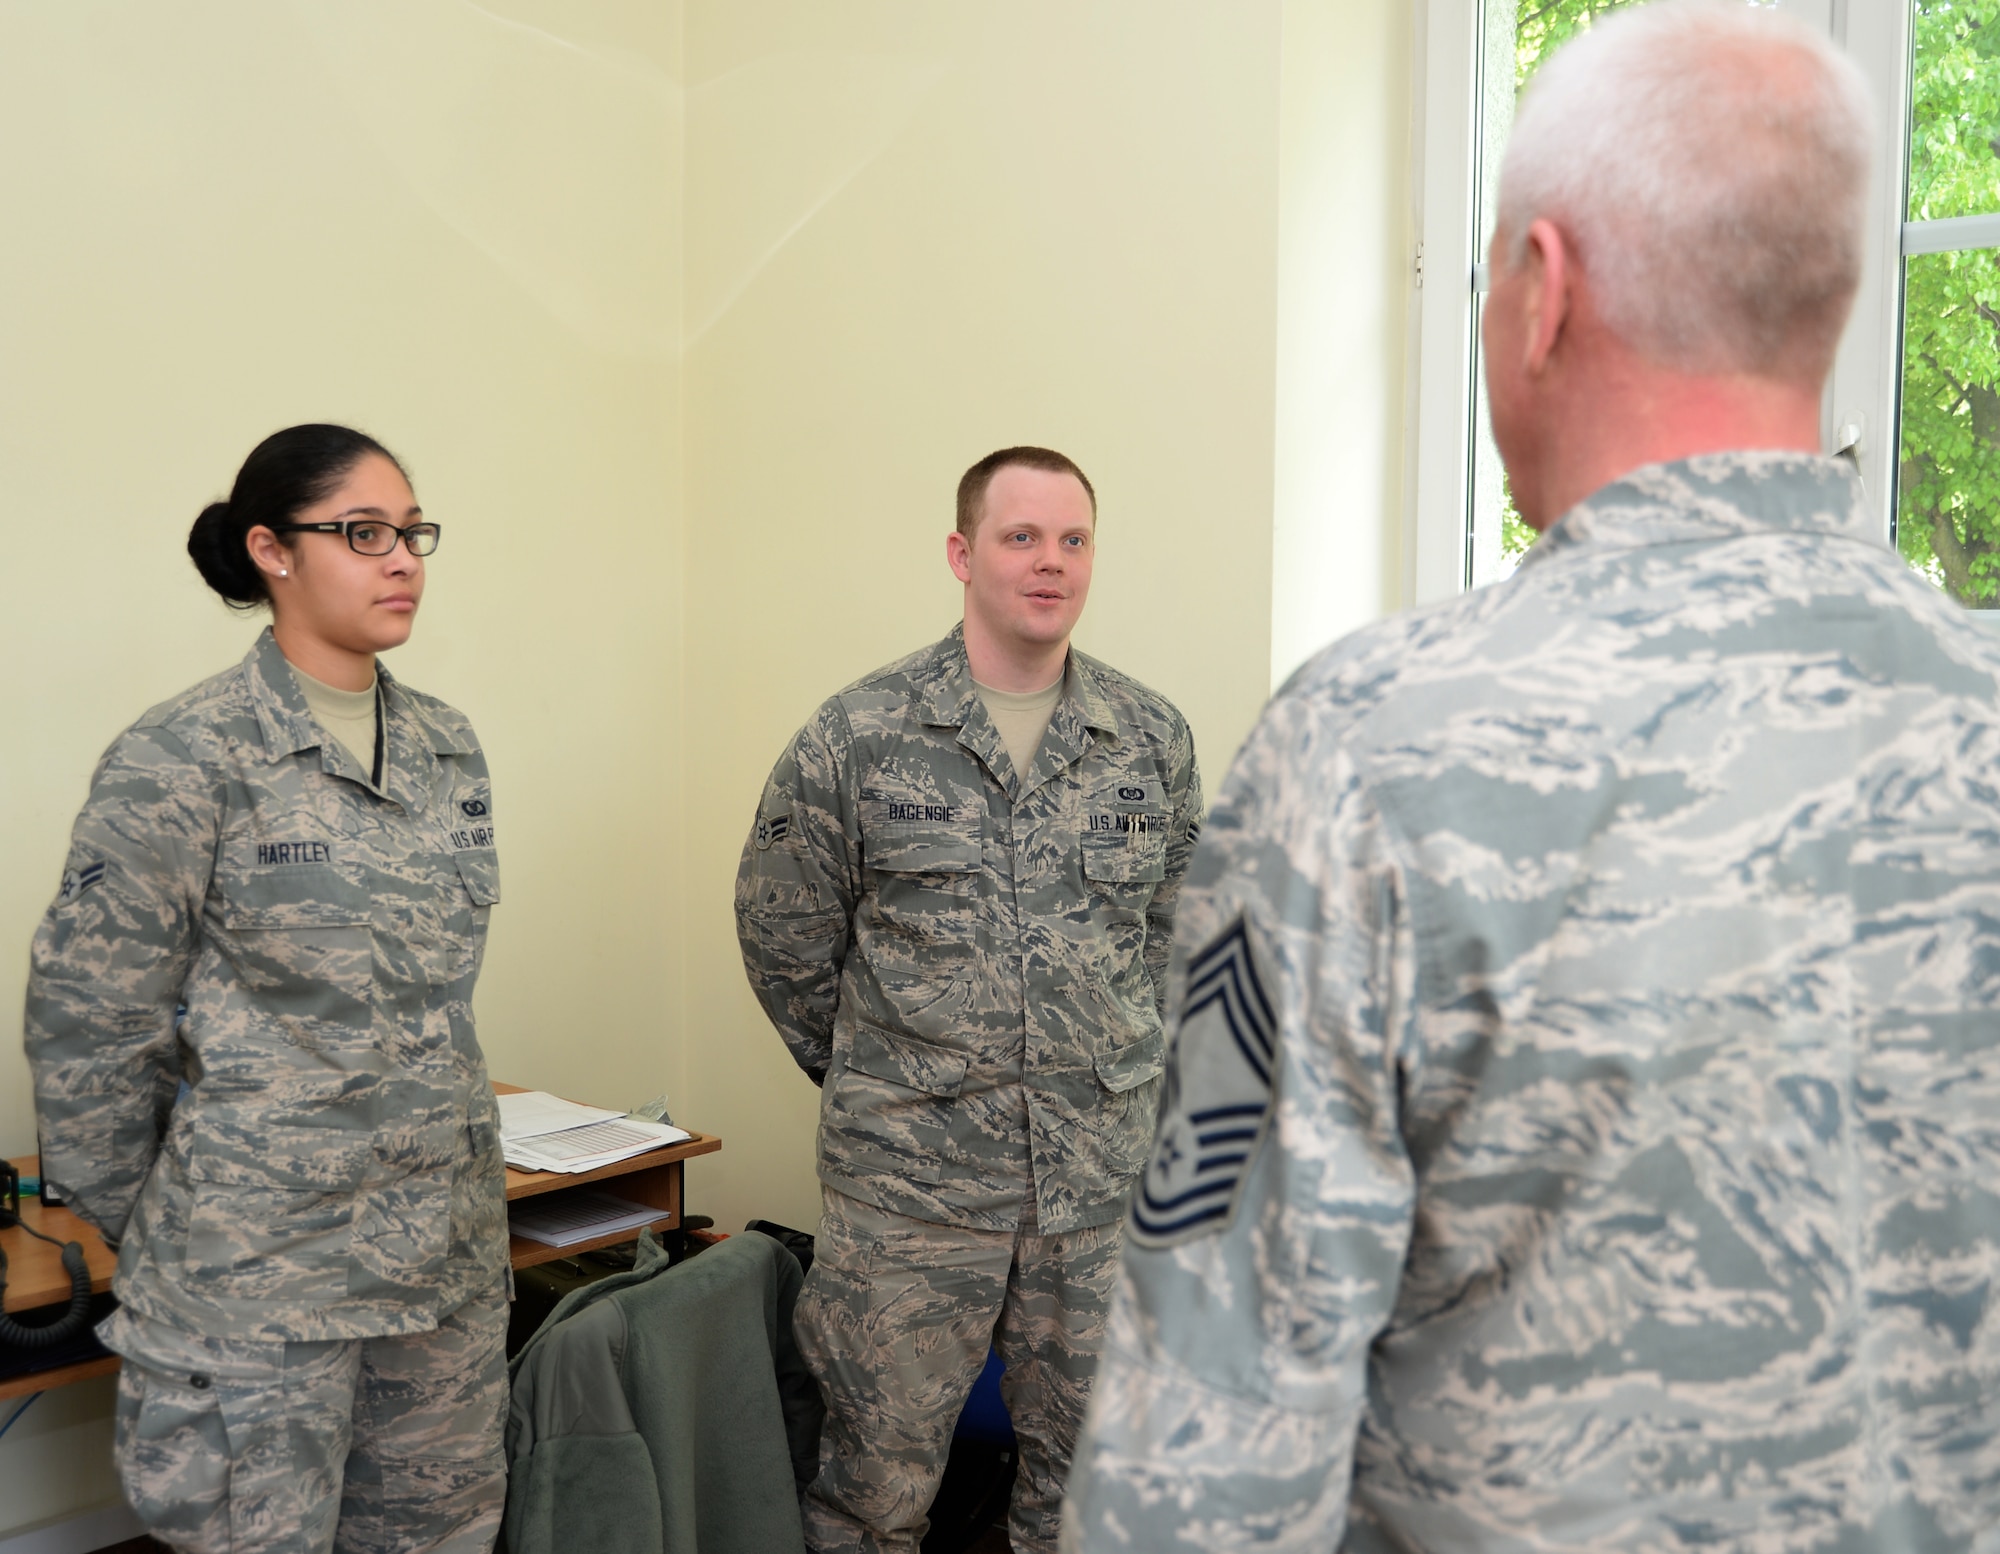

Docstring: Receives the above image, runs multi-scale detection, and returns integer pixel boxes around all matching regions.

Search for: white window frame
[1406,0,1482,609]
[1825,0,1910,539]
[1404,0,1952,603]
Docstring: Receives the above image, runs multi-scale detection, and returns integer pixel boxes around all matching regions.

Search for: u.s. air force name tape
[1129,914,1276,1248]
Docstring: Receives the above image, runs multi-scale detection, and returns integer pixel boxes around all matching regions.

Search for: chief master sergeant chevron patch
[1129,914,1276,1247]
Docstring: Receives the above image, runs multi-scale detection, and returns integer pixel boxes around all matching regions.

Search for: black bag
[505,1215,726,1357]
[506,1254,622,1358]
[922,1439,1015,1553]
[746,1218,816,1278]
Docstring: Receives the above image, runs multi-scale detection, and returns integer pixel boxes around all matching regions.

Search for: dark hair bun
[187,500,266,608]
[186,424,406,611]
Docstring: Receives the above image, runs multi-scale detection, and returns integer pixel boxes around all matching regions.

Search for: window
[1889,0,2000,604]
[1409,0,2000,607]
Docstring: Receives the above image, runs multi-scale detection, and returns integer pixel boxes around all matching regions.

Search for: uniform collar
[910,624,1122,797]
[244,627,478,774]
[245,628,326,762]
[910,623,1120,736]
[1518,452,1878,572]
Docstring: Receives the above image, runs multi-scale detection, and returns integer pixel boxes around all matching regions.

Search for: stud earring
[279,569,288,578]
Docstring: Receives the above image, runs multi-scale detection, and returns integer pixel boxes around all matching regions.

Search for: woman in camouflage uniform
[24,425,510,1554]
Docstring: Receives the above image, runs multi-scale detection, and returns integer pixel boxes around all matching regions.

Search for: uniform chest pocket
[214,865,373,1028]
[861,808,982,972]
[866,826,982,875]
[1083,831,1168,885]
[1082,776,1171,883]
[1082,808,1169,886]
[1081,800,1169,967]
[866,827,978,927]
[862,782,980,870]
[221,864,373,929]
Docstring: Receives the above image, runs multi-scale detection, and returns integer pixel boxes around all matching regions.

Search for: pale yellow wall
[1272,0,1415,686]
[678,0,1289,1236]
[0,1,683,1536]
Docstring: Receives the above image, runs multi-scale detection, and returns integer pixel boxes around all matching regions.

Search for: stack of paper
[498,1090,690,1174]
[509,1190,669,1248]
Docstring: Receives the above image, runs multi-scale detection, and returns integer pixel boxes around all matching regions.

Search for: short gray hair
[1497,0,1874,381]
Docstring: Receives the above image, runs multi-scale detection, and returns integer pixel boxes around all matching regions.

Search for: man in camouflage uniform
[1067,8,2000,1550]
[26,627,508,1553]
[737,447,1201,1553]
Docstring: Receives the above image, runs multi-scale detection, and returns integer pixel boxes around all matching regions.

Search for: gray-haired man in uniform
[737,448,1200,1553]
[1068,5,2000,1550]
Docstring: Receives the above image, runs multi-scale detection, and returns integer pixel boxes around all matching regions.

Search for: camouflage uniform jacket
[736,625,1201,1235]
[1065,454,2000,1551]
[25,628,506,1344]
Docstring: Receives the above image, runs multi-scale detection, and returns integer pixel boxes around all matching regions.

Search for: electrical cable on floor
[0,1392,41,1445]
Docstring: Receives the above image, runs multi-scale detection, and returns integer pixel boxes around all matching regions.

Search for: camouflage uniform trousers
[795,1187,1123,1554]
[103,1278,508,1554]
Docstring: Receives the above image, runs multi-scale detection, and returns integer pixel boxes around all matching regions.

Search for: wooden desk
[496,1083,722,1269]
[0,1157,121,1400]
[2,1096,720,1399]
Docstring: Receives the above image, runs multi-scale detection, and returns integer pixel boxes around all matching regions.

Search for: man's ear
[945,529,973,584]
[1521,218,1573,376]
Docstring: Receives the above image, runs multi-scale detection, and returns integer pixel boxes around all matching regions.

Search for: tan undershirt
[974,675,1063,779]
[291,662,380,779]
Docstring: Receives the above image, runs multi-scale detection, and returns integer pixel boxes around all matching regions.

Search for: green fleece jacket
[502,1231,821,1554]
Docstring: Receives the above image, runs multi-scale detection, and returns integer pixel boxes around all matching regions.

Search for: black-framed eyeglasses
[271,519,442,557]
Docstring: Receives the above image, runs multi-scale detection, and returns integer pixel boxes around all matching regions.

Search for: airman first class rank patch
[755,812,792,850]
[57,861,106,904]
[1129,914,1277,1248]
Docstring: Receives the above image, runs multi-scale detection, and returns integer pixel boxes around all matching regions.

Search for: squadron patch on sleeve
[755,812,792,850]
[1129,914,1277,1248]
[57,861,107,904]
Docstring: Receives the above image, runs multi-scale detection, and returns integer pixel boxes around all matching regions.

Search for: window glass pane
[1906,0,2000,223]
[1896,246,2000,600]
[1897,0,2000,603]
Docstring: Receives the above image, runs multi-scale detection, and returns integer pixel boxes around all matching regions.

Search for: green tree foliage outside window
[1898,0,2000,604]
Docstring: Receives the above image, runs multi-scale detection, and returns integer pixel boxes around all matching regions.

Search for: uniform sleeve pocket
[1095,1030,1165,1093]
[846,1020,969,1098]
[453,849,501,906]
